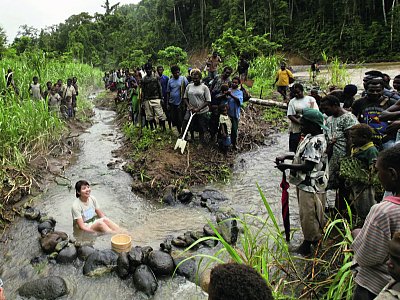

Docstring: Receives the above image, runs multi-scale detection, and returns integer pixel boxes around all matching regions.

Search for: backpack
[240,85,251,102]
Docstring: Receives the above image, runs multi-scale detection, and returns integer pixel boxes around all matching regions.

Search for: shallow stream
[2,63,400,299]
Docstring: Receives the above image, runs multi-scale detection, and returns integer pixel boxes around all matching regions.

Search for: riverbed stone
[147,250,174,276]
[83,249,118,277]
[133,264,158,297]
[160,235,173,253]
[55,239,70,252]
[77,245,95,261]
[190,231,205,241]
[200,189,229,202]
[56,244,77,264]
[38,221,55,234]
[171,238,187,247]
[177,189,193,204]
[184,231,197,248]
[24,207,41,221]
[128,246,144,272]
[40,231,69,254]
[216,212,238,244]
[203,224,216,237]
[171,252,197,282]
[18,276,68,299]
[141,246,153,264]
[200,268,211,293]
[117,252,130,279]
[162,185,176,205]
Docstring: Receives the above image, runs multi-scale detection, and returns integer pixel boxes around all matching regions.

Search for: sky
[0,0,140,43]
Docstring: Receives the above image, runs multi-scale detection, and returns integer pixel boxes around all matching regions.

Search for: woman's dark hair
[321,94,341,107]
[292,83,304,91]
[170,65,180,73]
[378,144,400,172]
[75,180,90,198]
[231,76,240,83]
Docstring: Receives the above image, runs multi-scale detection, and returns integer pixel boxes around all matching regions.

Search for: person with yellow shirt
[273,63,294,101]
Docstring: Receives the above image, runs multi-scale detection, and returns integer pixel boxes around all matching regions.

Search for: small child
[65,96,73,118]
[218,104,232,154]
[48,88,61,115]
[29,76,42,100]
[346,123,379,221]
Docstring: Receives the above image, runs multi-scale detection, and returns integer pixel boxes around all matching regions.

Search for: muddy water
[2,63,400,299]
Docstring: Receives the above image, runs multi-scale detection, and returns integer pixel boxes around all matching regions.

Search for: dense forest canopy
[1,0,399,68]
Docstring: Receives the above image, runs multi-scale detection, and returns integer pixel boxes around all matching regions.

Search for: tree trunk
[243,0,247,27]
[383,0,388,26]
[390,0,396,49]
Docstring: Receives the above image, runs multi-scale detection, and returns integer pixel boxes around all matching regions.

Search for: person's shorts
[289,132,301,152]
[144,99,166,121]
[277,85,288,94]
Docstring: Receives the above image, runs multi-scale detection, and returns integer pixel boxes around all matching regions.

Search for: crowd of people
[275,69,400,299]
[5,68,79,119]
[102,54,250,153]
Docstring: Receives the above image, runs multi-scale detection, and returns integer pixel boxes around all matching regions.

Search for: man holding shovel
[181,69,211,144]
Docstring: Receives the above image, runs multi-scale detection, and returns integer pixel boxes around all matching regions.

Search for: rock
[128,246,144,273]
[132,265,158,297]
[18,276,68,299]
[184,232,197,248]
[141,246,153,263]
[200,268,211,293]
[77,246,96,261]
[117,252,130,279]
[162,185,176,205]
[177,189,193,204]
[38,221,55,233]
[190,231,205,241]
[83,249,118,277]
[147,250,174,276]
[203,224,216,237]
[172,253,197,282]
[160,235,173,253]
[56,245,77,264]
[40,231,69,254]
[216,213,239,244]
[200,189,229,203]
[30,255,48,266]
[38,215,56,225]
[24,207,41,220]
[55,239,69,252]
[202,239,218,248]
[171,238,187,247]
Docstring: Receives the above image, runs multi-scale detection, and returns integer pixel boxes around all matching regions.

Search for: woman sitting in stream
[72,180,121,234]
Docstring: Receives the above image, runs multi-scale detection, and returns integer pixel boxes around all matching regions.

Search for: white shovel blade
[180,140,187,154]
[174,138,183,150]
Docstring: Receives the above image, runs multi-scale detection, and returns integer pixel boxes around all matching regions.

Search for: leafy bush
[157,46,187,67]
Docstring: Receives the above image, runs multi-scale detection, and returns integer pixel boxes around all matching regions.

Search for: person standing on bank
[287,83,319,152]
[141,62,167,131]
[72,180,121,234]
[275,108,329,256]
[227,76,244,150]
[273,63,294,101]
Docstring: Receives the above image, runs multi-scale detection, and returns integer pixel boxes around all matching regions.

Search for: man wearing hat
[275,108,329,256]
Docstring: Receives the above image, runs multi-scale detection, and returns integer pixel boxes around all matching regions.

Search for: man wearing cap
[275,108,329,256]
[141,62,167,131]
[273,63,294,101]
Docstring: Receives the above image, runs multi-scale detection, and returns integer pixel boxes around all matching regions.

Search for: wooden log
[249,98,287,109]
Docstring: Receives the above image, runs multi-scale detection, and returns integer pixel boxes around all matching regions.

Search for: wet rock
[56,245,77,264]
[172,252,197,282]
[24,207,41,221]
[18,276,68,299]
[171,238,187,247]
[200,189,229,202]
[83,249,118,277]
[184,232,197,248]
[177,189,193,204]
[141,246,153,263]
[200,268,211,293]
[132,265,158,297]
[190,231,205,241]
[128,246,144,272]
[147,250,174,276]
[203,224,216,237]
[117,252,130,279]
[202,239,218,248]
[30,255,48,266]
[160,235,173,253]
[38,214,54,224]
[216,213,238,244]
[40,231,68,254]
[38,220,56,234]
[162,185,176,205]
[77,245,96,261]
[55,239,69,252]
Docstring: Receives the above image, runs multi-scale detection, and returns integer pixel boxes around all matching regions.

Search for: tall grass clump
[0,50,102,209]
[320,51,350,89]
[177,185,355,299]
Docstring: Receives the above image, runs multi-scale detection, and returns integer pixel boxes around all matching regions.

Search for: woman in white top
[71,180,120,234]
